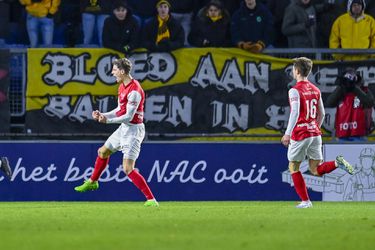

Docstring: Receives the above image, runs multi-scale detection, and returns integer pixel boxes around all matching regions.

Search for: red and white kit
[285,81,325,162]
[103,79,145,160]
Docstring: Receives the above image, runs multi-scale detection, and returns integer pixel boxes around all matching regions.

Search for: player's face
[157,3,169,19]
[207,5,221,18]
[114,7,127,21]
[112,65,125,82]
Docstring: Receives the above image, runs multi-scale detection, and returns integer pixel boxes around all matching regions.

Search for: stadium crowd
[0,0,374,54]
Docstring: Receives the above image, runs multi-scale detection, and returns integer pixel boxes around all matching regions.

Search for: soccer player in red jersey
[74,57,158,207]
[281,57,354,208]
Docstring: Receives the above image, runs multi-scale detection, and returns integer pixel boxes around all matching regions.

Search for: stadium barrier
[0,142,374,201]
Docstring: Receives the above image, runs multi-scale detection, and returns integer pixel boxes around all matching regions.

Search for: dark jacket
[231,1,274,46]
[188,5,231,47]
[282,0,325,48]
[142,15,185,52]
[102,12,140,53]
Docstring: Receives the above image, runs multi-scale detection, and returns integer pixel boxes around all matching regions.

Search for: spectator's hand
[245,41,265,53]
[242,41,254,50]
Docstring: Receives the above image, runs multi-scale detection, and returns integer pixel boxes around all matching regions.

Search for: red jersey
[335,89,369,138]
[116,79,145,124]
[291,81,322,141]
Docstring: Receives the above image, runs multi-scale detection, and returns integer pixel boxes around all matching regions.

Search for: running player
[74,57,158,207]
[281,57,354,208]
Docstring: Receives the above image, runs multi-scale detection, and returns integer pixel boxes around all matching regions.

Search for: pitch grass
[0,202,374,250]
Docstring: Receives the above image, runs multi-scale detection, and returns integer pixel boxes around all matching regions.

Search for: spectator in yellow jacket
[329,0,375,61]
[19,0,61,48]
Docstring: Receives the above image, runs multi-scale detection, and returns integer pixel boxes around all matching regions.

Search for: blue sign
[0,142,322,201]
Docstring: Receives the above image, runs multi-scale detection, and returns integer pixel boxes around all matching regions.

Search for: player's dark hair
[113,58,132,75]
[292,57,313,77]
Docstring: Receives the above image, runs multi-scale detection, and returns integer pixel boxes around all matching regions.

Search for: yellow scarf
[208,14,223,22]
[156,15,170,44]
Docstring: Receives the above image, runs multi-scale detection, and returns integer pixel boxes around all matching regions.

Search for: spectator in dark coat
[231,0,274,53]
[282,0,325,48]
[103,0,140,54]
[188,0,231,47]
[142,0,185,52]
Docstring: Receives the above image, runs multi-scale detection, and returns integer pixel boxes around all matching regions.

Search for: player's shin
[128,169,155,200]
[91,156,110,181]
[291,172,310,201]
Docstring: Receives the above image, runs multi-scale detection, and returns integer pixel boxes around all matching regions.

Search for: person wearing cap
[188,0,231,47]
[142,0,185,52]
[326,67,375,141]
[329,0,375,60]
[102,0,140,54]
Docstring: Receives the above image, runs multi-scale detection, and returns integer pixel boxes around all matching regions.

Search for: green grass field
[0,202,374,250]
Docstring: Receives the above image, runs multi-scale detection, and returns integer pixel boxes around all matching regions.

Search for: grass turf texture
[0,202,374,250]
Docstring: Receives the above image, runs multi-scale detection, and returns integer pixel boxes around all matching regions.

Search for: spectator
[80,0,112,47]
[188,0,231,47]
[282,0,324,48]
[266,0,290,48]
[168,0,200,46]
[231,0,274,54]
[326,67,375,141]
[315,0,346,48]
[19,0,61,48]
[329,0,375,60]
[142,0,185,52]
[103,0,140,54]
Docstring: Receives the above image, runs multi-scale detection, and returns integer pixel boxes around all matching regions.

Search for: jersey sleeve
[317,96,325,127]
[101,101,120,119]
[285,88,300,136]
[106,90,142,124]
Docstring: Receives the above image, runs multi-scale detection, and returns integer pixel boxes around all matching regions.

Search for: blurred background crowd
[0,0,374,56]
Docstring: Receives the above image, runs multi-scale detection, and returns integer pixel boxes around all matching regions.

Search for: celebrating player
[74,57,158,207]
[0,156,12,180]
[281,57,354,208]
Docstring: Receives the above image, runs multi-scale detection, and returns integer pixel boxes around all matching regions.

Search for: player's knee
[123,165,134,175]
[309,167,319,176]
[97,147,110,158]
